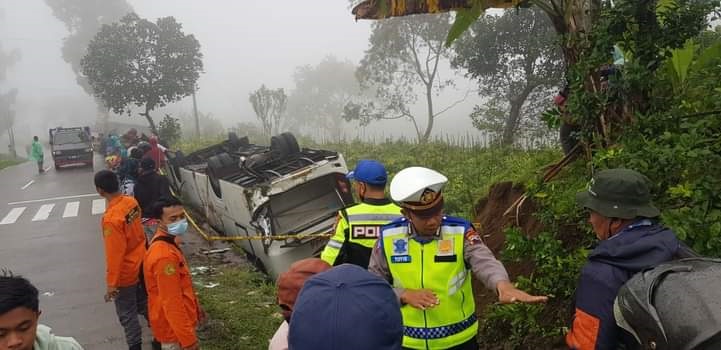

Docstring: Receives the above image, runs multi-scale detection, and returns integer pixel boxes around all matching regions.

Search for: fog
[1,0,478,148]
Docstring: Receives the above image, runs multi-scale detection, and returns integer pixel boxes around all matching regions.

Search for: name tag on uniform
[391,255,412,263]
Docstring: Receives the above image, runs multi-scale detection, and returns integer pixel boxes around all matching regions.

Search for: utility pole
[192,85,200,138]
[4,108,16,159]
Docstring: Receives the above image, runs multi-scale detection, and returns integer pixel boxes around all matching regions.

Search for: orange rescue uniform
[144,231,200,347]
[102,195,146,288]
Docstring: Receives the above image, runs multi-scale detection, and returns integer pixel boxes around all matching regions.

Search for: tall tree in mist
[81,13,203,135]
[453,8,564,145]
[249,85,288,137]
[344,14,463,143]
[287,56,367,136]
[44,0,133,96]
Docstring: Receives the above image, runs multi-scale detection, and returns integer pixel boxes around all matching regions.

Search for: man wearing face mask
[320,160,402,268]
[144,197,205,350]
[369,167,547,350]
[566,168,683,350]
[94,170,148,350]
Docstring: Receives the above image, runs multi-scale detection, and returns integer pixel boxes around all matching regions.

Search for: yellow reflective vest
[321,199,401,268]
[381,216,477,349]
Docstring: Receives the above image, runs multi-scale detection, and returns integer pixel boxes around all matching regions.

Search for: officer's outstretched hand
[496,281,548,304]
[401,289,440,310]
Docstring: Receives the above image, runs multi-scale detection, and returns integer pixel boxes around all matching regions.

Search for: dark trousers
[114,283,149,347]
[403,338,479,350]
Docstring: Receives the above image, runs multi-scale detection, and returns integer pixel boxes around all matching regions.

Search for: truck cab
[49,126,94,169]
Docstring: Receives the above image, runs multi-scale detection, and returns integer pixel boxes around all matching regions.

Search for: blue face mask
[167,219,188,236]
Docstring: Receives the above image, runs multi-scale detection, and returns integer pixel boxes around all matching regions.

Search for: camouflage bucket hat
[576,168,660,219]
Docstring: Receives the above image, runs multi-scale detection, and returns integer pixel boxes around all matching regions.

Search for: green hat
[576,168,660,219]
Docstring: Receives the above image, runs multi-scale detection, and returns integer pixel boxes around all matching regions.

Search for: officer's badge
[102,227,112,237]
[391,238,411,263]
[164,263,176,276]
[393,238,408,255]
[420,188,437,205]
[437,239,454,256]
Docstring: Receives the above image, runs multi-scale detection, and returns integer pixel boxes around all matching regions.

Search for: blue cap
[288,264,403,350]
[346,159,387,185]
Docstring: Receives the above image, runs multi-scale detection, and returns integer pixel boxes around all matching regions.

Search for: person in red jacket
[144,197,205,350]
[94,170,148,350]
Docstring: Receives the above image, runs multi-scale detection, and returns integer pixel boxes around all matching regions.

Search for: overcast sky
[1,0,478,143]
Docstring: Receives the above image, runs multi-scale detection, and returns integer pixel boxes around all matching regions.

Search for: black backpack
[614,258,721,350]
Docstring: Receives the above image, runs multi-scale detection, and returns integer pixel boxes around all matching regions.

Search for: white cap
[390,167,448,211]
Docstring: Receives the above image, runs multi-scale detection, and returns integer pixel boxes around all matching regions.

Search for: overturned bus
[164,132,353,278]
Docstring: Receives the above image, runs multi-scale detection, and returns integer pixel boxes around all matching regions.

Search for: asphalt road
[0,154,152,349]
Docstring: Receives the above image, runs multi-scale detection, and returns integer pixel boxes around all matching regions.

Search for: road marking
[0,207,26,225]
[8,193,99,206]
[91,199,106,215]
[32,204,55,221]
[62,201,80,218]
[21,180,35,190]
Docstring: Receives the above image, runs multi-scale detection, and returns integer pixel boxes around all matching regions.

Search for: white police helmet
[390,167,448,211]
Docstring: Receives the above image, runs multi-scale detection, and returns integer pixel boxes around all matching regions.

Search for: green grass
[0,154,24,171]
[194,262,281,350]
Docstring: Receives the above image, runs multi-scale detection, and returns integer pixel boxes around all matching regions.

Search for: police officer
[369,167,547,350]
[320,160,402,268]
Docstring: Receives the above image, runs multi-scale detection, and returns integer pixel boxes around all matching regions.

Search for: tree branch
[433,88,476,118]
[408,33,429,86]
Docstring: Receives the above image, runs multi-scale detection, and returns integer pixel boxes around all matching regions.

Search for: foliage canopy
[81,13,203,134]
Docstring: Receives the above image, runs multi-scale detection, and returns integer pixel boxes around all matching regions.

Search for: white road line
[32,204,55,221]
[63,201,80,218]
[21,180,35,190]
[0,207,26,225]
[91,199,106,215]
[8,193,99,206]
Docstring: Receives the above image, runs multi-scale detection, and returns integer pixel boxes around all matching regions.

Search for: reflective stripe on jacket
[321,199,401,267]
[381,216,477,349]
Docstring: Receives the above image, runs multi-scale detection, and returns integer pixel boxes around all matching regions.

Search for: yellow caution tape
[184,209,332,242]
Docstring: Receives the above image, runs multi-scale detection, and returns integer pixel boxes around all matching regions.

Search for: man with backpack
[566,168,684,350]
[144,197,205,350]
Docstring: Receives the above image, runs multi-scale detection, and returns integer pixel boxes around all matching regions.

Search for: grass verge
[193,251,281,350]
[0,154,24,171]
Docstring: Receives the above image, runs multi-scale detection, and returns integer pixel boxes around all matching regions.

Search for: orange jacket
[101,195,146,288]
[144,231,200,347]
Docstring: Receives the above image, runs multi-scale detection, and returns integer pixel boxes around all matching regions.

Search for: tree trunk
[142,105,158,136]
[502,85,535,146]
[421,83,434,143]
[502,101,522,146]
